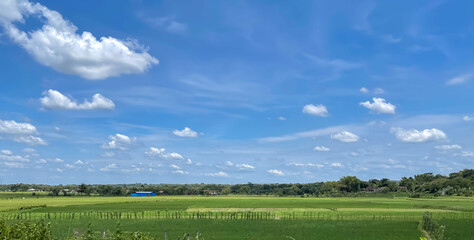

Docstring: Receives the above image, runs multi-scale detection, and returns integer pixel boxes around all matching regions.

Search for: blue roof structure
[131,192,157,197]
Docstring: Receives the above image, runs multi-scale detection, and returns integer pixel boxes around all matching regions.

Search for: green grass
[1,193,472,239]
[47,219,420,240]
[439,219,474,240]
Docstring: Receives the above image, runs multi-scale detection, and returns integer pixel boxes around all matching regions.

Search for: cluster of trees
[0,169,472,197]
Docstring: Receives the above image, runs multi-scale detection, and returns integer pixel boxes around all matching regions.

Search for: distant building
[131,191,157,197]
[203,190,218,195]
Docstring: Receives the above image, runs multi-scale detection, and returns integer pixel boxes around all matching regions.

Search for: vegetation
[421,212,445,240]
[1,169,472,197]
[0,169,472,239]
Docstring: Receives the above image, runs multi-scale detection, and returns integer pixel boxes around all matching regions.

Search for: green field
[1,192,472,239]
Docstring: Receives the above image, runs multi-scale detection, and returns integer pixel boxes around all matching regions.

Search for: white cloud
[331,131,359,143]
[391,128,447,143]
[0,0,158,80]
[4,162,25,168]
[173,127,198,138]
[64,163,74,169]
[13,136,47,145]
[360,87,369,93]
[186,159,192,164]
[207,171,228,177]
[101,152,115,157]
[75,160,84,165]
[145,147,184,160]
[1,149,12,155]
[374,88,385,94]
[435,145,462,151]
[236,164,254,170]
[173,170,188,175]
[224,161,234,166]
[170,164,180,169]
[259,125,350,143]
[0,119,46,145]
[459,151,474,157]
[446,74,472,86]
[463,116,474,121]
[102,134,137,150]
[56,168,63,173]
[313,146,330,151]
[36,159,47,164]
[302,104,328,117]
[40,89,115,110]
[359,98,396,114]
[278,116,287,121]
[23,148,35,153]
[267,169,284,176]
[291,163,324,168]
[100,164,117,172]
[54,158,64,163]
[0,153,29,162]
[331,163,343,167]
[0,119,37,135]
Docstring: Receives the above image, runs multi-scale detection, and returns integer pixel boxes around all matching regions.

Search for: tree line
[0,169,472,197]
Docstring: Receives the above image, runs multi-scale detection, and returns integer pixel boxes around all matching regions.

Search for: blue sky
[0,0,473,184]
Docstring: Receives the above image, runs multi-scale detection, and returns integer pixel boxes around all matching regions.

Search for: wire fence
[1,210,473,222]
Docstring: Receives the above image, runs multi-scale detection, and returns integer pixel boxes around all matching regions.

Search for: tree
[338,176,362,192]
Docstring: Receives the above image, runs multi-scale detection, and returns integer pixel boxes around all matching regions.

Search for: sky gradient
[0,0,473,184]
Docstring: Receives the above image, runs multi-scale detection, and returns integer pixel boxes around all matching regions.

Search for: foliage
[0,219,52,240]
[422,212,445,240]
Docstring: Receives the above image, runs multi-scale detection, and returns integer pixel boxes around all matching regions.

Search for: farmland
[0,192,472,239]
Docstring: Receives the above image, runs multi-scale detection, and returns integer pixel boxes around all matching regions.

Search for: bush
[0,219,52,240]
[421,212,445,240]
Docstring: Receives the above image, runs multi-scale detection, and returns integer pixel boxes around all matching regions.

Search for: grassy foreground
[1,192,473,239]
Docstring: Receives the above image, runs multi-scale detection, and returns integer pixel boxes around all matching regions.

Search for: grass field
[1,192,472,239]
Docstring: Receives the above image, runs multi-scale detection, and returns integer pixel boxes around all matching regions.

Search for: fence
[1,210,473,222]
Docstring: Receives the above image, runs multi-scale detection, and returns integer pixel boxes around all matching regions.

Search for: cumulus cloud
[13,135,47,145]
[359,98,396,114]
[435,145,462,150]
[4,162,25,168]
[173,127,198,138]
[40,89,114,110]
[0,119,37,135]
[173,170,188,175]
[391,128,447,143]
[360,87,369,93]
[463,116,474,121]
[267,169,284,176]
[102,134,137,150]
[145,147,184,160]
[446,74,472,86]
[313,146,330,151]
[0,119,46,145]
[170,164,180,169]
[331,163,343,167]
[0,153,29,162]
[302,104,328,117]
[374,88,385,94]
[1,149,12,155]
[0,0,158,80]
[236,163,254,170]
[331,131,359,143]
[99,164,117,172]
[207,171,228,177]
[290,163,324,168]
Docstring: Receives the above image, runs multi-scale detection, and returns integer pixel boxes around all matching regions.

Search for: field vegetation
[0,169,472,239]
